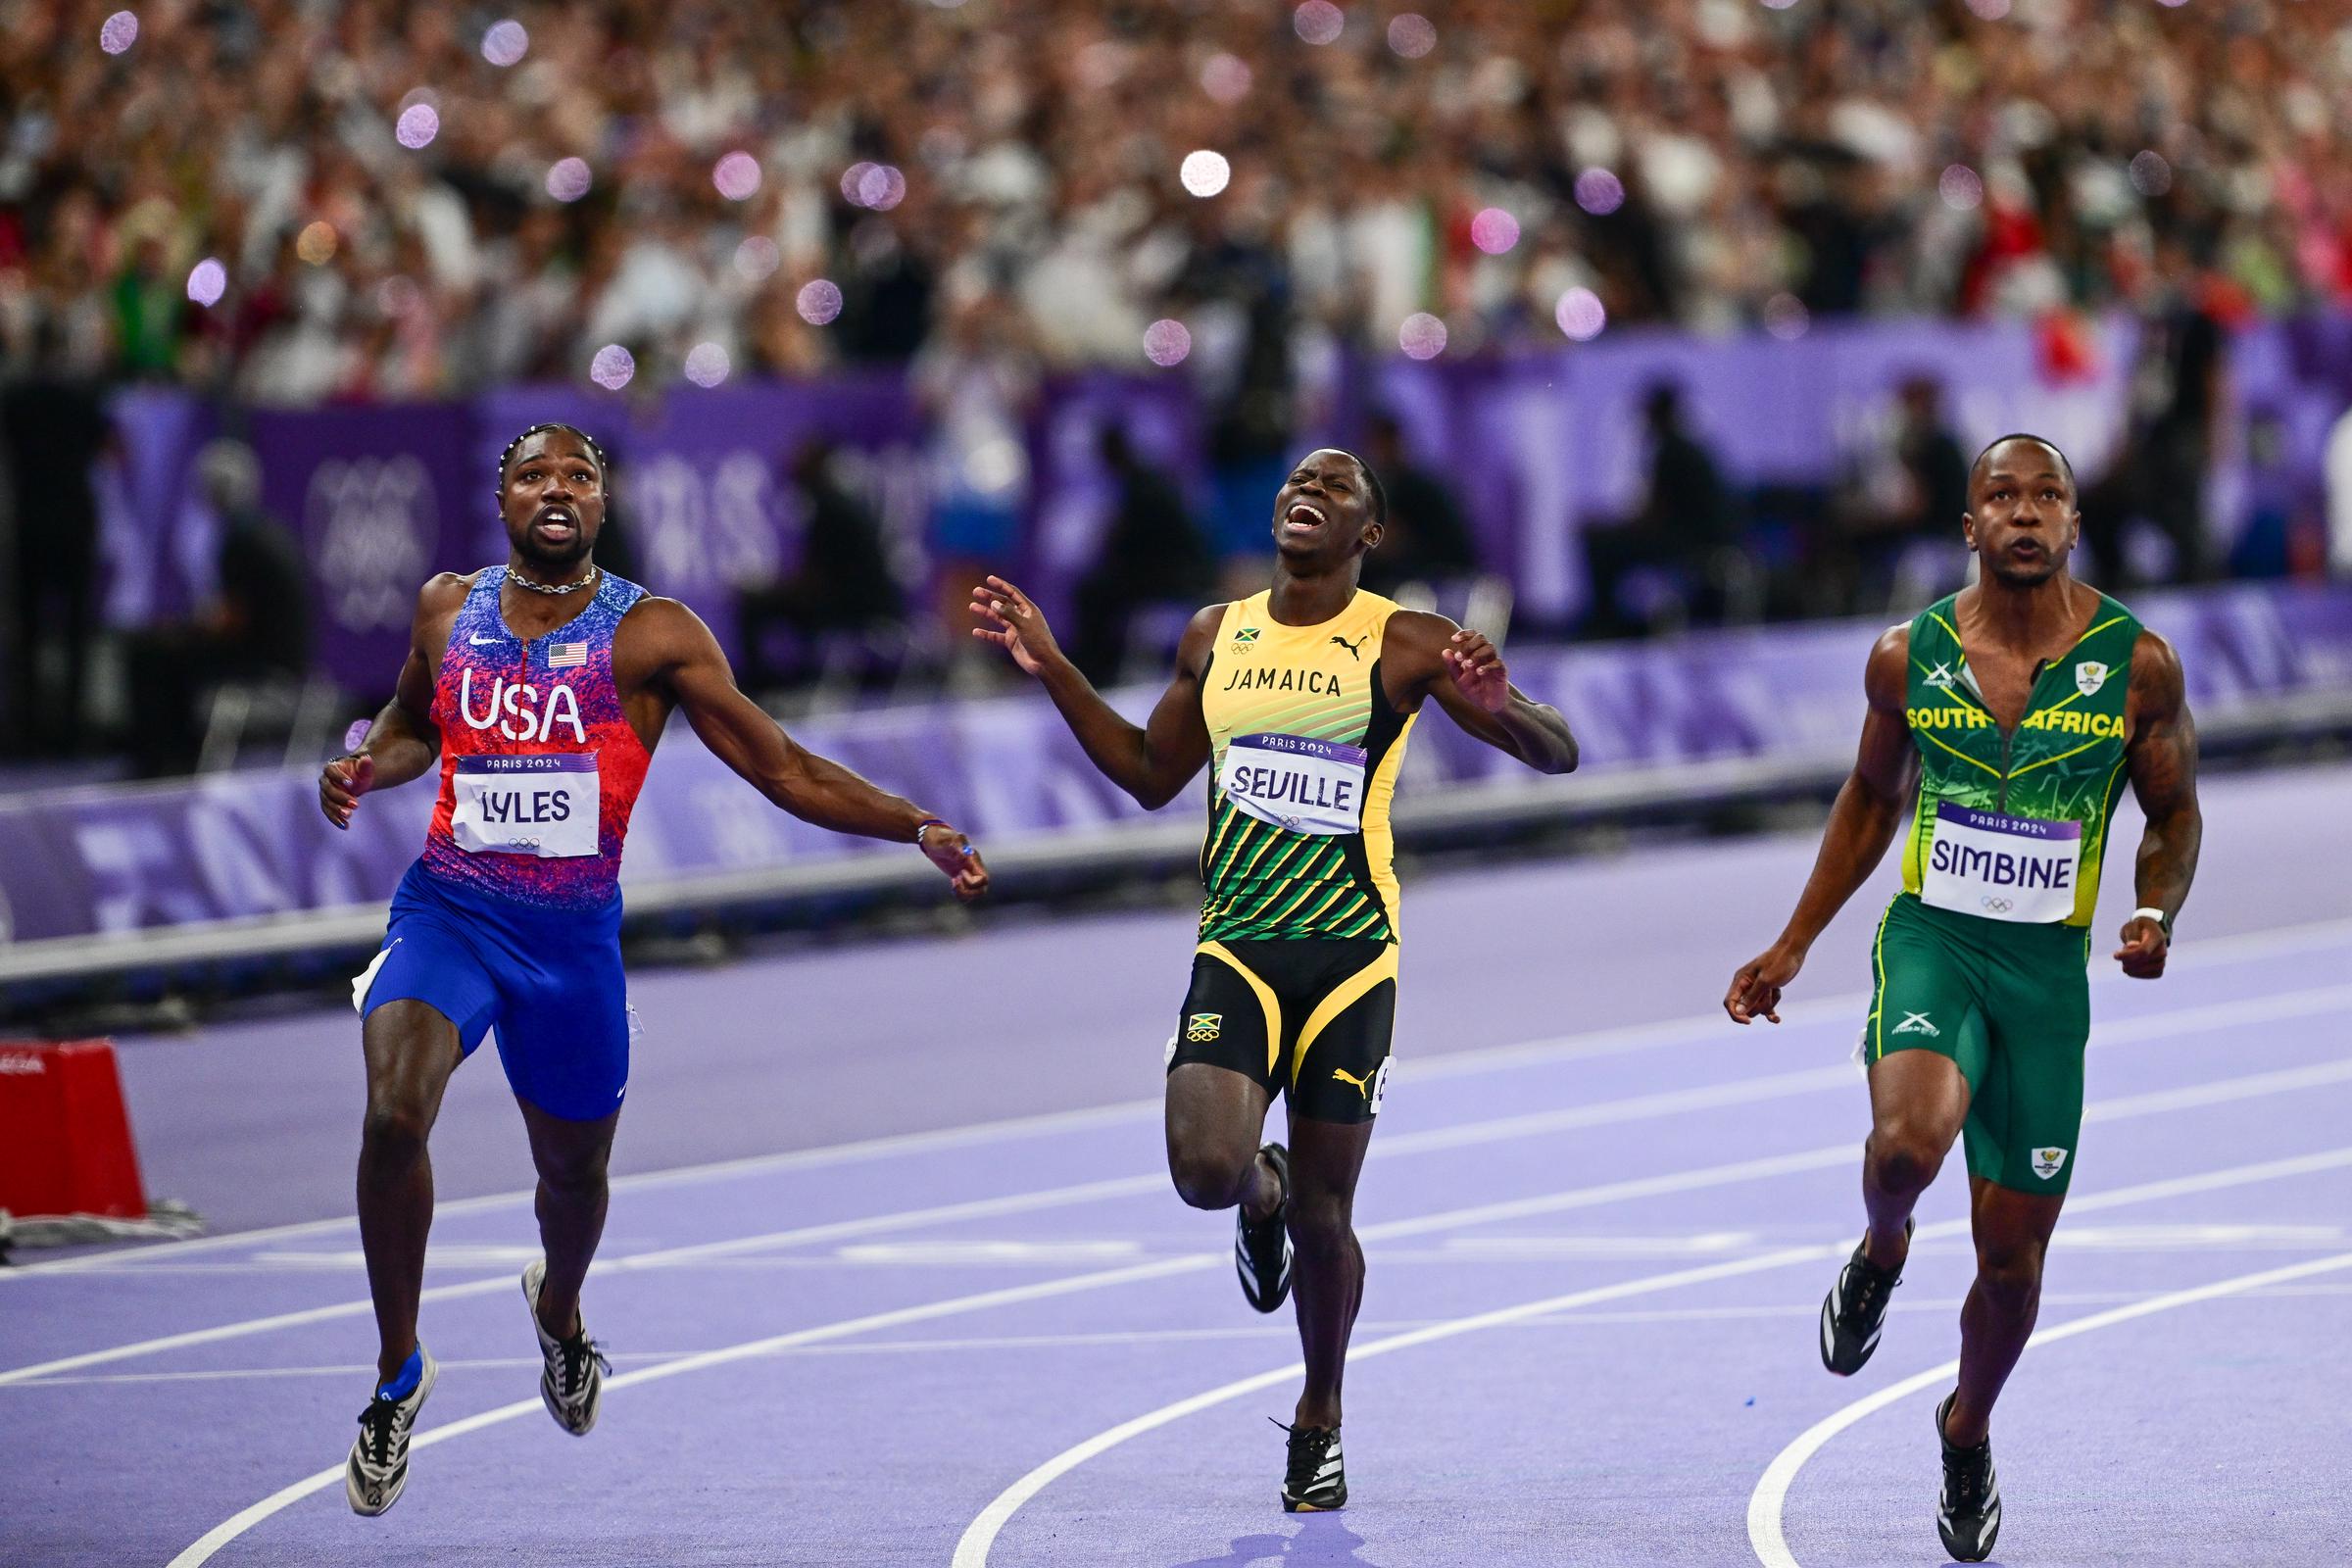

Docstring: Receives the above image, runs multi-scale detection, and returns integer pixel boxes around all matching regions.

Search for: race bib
[1217,733,1368,836]
[451,755,599,858]
[1921,802,2080,923]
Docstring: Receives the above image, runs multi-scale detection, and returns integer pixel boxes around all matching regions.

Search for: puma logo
[1329,633,1367,661]
[1331,1067,1374,1102]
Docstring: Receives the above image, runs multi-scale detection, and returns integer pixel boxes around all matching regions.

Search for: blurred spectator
[1578,384,1738,639]
[2082,251,2232,586]
[12,1,2352,396]
[2328,406,2352,579]
[735,440,906,694]
[1357,412,1477,598]
[1826,375,1969,614]
[2,318,113,755]
[1067,423,1211,686]
[915,293,1038,658]
[121,440,312,777]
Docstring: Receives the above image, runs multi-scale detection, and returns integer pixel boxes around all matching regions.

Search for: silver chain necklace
[508,564,600,597]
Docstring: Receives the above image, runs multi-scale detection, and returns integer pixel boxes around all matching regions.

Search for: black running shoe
[1935,1393,2002,1562]
[1235,1143,1293,1314]
[1819,1216,1913,1376]
[345,1347,437,1517]
[1277,1419,1346,1512]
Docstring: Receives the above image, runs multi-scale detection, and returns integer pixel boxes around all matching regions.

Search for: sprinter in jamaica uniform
[1725,435,2201,1562]
[972,448,1577,1512]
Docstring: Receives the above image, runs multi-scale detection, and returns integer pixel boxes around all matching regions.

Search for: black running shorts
[1167,938,1396,1124]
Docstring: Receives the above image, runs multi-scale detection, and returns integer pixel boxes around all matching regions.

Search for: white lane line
[11,998,2347,1388]
[25,909,2352,1282]
[162,1136,2352,1567]
[948,1144,2352,1568]
[1744,1249,2352,1568]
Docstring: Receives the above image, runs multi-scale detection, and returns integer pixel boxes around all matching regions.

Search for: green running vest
[1898,591,2142,929]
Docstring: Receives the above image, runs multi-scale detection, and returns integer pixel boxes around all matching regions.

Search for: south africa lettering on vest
[1218,733,1369,836]
[1921,802,2082,923]
[459,668,589,743]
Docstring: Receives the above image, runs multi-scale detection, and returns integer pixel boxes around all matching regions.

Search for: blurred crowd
[5,0,2351,401]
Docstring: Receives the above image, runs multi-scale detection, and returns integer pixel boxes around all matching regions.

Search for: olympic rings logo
[1981,896,2014,913]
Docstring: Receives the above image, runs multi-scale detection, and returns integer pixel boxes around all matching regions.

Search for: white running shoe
[522,1258,609,1436]
[346,1347,437,1516]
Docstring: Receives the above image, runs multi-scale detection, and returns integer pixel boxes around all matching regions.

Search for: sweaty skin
[1721,434,2201,1452]
[970,446,1575,1434]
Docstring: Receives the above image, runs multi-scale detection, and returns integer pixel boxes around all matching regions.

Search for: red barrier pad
[0,1040,147,1220]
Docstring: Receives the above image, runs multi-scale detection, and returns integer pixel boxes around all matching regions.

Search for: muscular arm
[1382,611,1578,774]
[320,575,460,826]
[1725,625,1919,1022]
[2117,629,2200,977]
[972,577,1215,810]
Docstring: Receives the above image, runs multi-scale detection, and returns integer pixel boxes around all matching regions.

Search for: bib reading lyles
[451,754,600,858]
[1921,802,2082,923]
[1216,733,1368,836]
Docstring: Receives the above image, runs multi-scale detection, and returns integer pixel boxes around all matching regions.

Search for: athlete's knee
[534,1141,610,1199]
[360,1095,433,1164]
[1974,1235,2046,1317]
[1167,1144,1251,1210]
[1865,1120,1948,1195]
[1285,1188,1354,1259]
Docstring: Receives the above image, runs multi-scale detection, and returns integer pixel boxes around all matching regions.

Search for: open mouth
[1283,501,1327,535]
[533,505,579,541]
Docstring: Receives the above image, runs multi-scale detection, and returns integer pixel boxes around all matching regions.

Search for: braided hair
[497,422,611,495]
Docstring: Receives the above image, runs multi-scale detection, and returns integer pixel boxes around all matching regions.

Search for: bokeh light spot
[295,221,338,266]
[481,20,528,67]
[1965,0,2010,17]
[2129,150,2173,197]
[734,235,781,281]
[1470,208,1520,255]
[185,259,227,308]
[396,105,439,150]
[1555,287,1606,341]
[713,151,762,201]
[1388,13,1437,58]
[1760,0,1800,11]
[857,164,906,211]
[589,345,636,391]
[1200,52,1253,104]
[797,279,845,326]
[1143,318,1193,368]
[546,158,593,203]
[1575,169,1626,216]
[1398,313,1447,361]
[100,11,138,54]
[1294,1,1344,45]
[841,163,876,206]
[1180,150,1231,198]
[684,343,731,388]
[1763,293,1810,340]
[1938,165,1984,210]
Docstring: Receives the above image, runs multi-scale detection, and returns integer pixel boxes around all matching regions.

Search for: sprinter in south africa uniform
[971,448,1579,1513]
[1726,435,2202,1562]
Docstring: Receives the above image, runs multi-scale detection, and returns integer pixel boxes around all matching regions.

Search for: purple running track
[2,763,2348,1567]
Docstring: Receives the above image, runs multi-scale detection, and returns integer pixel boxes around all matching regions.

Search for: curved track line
[948,1144,2352,1566]
[1745,1249,2352,1568]
[24,910,2348,1282]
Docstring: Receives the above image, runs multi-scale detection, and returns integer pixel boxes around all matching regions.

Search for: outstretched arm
[2115,629,2200,979]
[320,575,458,827]
[647,599,988,899]
[1725,625,1919,1023]
[1383,611,1577,773]
[970,575,1214,809]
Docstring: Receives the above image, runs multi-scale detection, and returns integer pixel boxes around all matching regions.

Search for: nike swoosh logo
[470,634,504,645]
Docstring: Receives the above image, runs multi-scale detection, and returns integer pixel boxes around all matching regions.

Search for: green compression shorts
[1864,892,2093,1196]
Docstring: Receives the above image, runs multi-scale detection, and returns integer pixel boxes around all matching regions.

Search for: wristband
[2132,906,2173,938]
[913,817,952,846]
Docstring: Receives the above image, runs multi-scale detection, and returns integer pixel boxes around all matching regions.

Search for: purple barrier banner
[4,580,2348,954]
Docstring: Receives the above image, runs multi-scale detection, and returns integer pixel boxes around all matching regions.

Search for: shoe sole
[1282,1492,1347,1513]
[522,1263,600,1437]
[1236,1145,1294,1314]
[345,1353,438,1517]
[1819,1284,1880,1377]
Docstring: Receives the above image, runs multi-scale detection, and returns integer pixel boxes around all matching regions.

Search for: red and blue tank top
[420,566,653,910]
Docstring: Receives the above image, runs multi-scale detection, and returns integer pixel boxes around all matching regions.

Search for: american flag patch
[547,642,588,669]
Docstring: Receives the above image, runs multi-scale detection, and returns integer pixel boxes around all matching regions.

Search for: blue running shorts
[353,860,634,1122]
